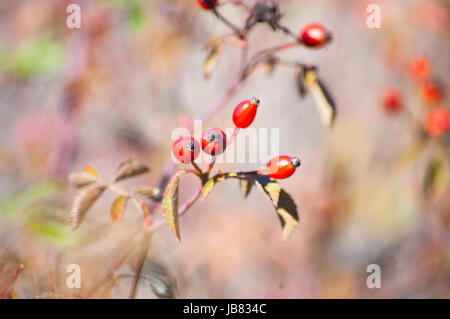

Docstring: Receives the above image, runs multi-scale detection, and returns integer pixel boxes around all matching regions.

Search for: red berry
[408,57,430,81]
[299,23,331,47]
[172,136,200,163]
[201,127,227,156]
[196,0,218,10]
[381,87,404,114]
[262,156,301,180]
[426,107,449,138]
[232,97,260,128]
[420,81,443,105]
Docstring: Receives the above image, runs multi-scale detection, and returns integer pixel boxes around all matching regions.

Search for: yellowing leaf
[110,195,128,224]
[162,171,186,241]
[113,160,150,183]
[255,175,299,240]
[70,184,106,230]
[255,175,281,206]
[83,165,100,179]
[302,68,336,128]
[276,190,299,240]
[201,179,215,200]
[203,43,224,79]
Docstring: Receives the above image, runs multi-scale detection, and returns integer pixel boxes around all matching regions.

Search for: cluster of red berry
[381,56,448,139]
[172,97,301,179]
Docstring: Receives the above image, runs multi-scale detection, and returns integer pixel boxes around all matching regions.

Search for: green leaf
[162,170,186,241]
[11,39,64,78]
[423,159,448,197]
[201,179,215,200]
[26,219,80,248]
[1,181,60,217]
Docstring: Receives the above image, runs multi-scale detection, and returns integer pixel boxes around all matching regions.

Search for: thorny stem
[0,264,24,297]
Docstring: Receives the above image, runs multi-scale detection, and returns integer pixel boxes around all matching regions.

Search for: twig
[128,232,152,299]
[0,264,24,297]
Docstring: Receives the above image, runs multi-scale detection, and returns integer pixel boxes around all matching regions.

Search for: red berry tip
[250,97,260,106]
[291,157,301,168]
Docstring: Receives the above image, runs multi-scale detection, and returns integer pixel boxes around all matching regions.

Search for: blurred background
[0,0,449,298]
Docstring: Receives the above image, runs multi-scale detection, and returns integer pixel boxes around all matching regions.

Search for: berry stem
[213,8,244,38]
[191,161,203,176]
[205,156,216,178]
[227,127,240,147]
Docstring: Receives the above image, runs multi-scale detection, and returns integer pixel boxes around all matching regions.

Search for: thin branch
[128,232,152,299]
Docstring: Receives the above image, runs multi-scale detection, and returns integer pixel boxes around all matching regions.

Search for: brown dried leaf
[162,170,186,241]
[134,186,162,201]
[239,178,254,198]
[203,43,225,79]
[113,160,150,182]
[70,184,106,230]
[110,195,127,224]
[68,172,97,188]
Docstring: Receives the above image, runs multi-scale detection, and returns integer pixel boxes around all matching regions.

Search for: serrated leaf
[203,43,224,79]
[255,175,281,206]
[113,160,150,182]
[70,184,106,230]
[239,178,254,198]
[254,175,299,240]
[68,172,97,188]
[110,195,127,224]
[201,179,215,200]
[162,171,186,241]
